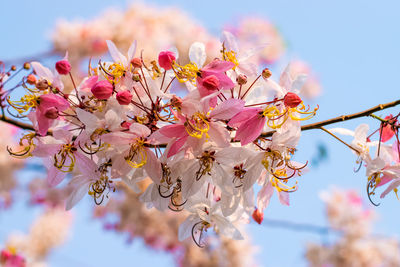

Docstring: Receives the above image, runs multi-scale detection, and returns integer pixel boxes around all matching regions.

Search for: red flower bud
[121,121,132,129]
[55,59,71,75]
[158,51,176,70]
[116,90,133,105]
[26,74,36,85]
[91,80,113,100]
[284,92,302,108]
[202,75,220,91]
[131,58,143,68]
[252,208,264,224]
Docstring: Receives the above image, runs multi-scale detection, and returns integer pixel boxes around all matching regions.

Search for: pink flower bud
[284,92,302,108]
[121,121,132,129]
[55,59,71,75]
[116,90,132,105]
[91,80,113,100]
[202,75,220,91]
[158,51,176,70]
[252,208,263,224]
[44,107,59,119]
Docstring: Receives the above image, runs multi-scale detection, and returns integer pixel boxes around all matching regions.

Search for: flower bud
[55,59,71,75]
[284,92,302,108]
[116,90,132,105]
[202,75,220,91]
[252,208,263,224]
[23,62,31,70]
[44,107,59,119]
[131,58,142,68]
[262,68,272,79]
[26,74,36,85]
[36,79,49,90]
[158,51,176,70]
[91,80,113,100]
[121,121,132,129]
[132,73,141,82]
[236,74,247,85]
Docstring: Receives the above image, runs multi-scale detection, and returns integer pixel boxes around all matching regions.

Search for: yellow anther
[125,138,147,168]
[184,112,210,139]
[7,93,39,115]
[54,143,76,172]
[171,61,199,84]
[8,132,36,158]
[223,50,239,70]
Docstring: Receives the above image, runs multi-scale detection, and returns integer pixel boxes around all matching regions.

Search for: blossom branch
[261,98,400,138]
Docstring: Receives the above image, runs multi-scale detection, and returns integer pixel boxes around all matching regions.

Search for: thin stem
[320,126,360,154]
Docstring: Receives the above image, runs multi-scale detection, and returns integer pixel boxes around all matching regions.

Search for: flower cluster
[6,32,318,245]
[306,188,400,267]
[330,115,400,205]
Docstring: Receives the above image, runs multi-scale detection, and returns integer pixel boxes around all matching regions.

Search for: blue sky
[1,1,400,266]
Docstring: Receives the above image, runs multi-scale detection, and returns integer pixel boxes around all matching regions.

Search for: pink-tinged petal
[277,190,290,206]
[144,148,161,183]
[380,179,400,199]
[393,141,400,163]
[257,181,274,211]
[210,98,245,120]
[46,165,67,187]
[202,60,235,73]
[75,152,97,177]
[167,136,188,157]
[377,174,393,187]
[158,124,187,139]
[220,31,239,53]
[235,115,265,145]
[127,40,137,62]
[208,122,230,147]
[53,128,73,142]
[66,175,93,210]
[228,108,261,127]
[39,94,70,111]
[148,130,171,145]
[101,132,133,145]
[129,123,151,137]
[31,61,54,81]
[106,40,128,67]
[32,143,60,157]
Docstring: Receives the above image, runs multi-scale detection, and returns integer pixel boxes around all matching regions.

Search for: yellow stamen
[125,138,147,168]
[54,143,76,172]
[171,61,199,84]
[184,112,210,139]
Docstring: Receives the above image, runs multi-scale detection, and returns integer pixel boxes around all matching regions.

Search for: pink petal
[210,98,245,120]
[235,115,265,145]
[167,136,188,157]
[228,108,261,127]
[202,60,235,73]
[158,124,187,139]
[47,165,67,187]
